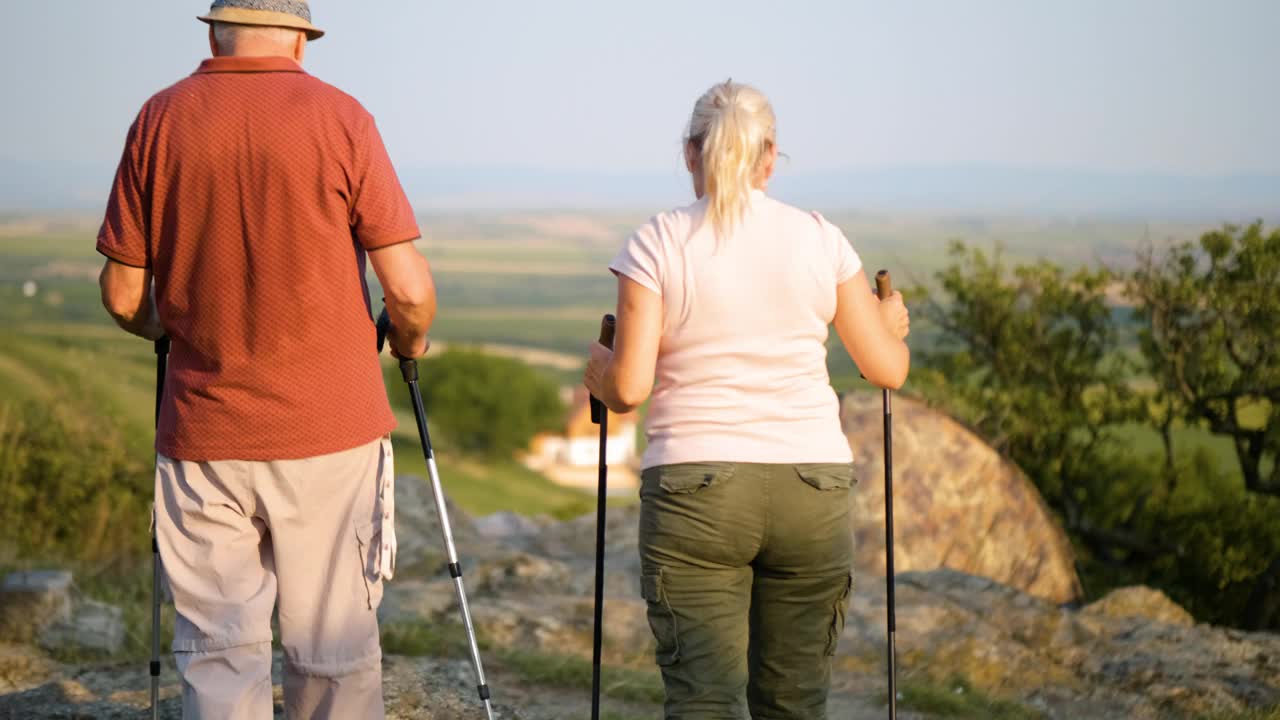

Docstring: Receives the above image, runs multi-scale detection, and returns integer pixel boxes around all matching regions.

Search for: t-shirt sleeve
[351,114,421,250]
[97,115,149,268]
[813,212,862,284]
[608,218,664,296]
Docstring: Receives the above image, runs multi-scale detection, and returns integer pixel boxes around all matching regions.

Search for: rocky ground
[2,485,1278,718]
[2,394,1278,719]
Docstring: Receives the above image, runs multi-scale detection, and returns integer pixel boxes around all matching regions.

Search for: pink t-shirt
[611,189,862,469]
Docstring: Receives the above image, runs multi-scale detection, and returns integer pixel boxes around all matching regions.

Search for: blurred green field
[0,209,1234,523]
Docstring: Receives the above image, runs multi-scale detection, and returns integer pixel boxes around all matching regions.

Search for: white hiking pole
[377,310,495,720]
[875,270,898,720]
[151,336,169,720]
[588,314,616,720]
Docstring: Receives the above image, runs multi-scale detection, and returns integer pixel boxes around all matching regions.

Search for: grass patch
[498,649,665,705]
[889,676,1044,719]
[1199,706,1280,720]
[380,620,473,658]
[380,620,665,707]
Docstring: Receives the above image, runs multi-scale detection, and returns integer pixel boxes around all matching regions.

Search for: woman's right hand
[878,290,910,340]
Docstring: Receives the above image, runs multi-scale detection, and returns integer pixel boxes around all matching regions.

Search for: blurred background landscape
[1,1,1278,718]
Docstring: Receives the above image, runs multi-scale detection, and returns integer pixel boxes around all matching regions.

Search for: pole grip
[376,307,391,354]
[875,270,893,299]
[597,314,617,350]
[590,314,617,425]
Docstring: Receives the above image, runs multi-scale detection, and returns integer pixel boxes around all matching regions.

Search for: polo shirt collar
[195,56,305,75]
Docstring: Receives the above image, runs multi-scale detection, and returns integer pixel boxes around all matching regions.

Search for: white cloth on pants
[155,436,396,719]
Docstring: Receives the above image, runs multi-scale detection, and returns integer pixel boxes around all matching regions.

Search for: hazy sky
[3,0,1278,178]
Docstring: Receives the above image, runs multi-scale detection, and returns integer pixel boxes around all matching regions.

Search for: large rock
[841,393,1082,603]
[1081,586,1195,628]
[840,570,1280,719]
[0,571,72,644]
[39,599,125,655]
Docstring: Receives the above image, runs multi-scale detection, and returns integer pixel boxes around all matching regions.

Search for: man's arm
[99,259,164,340]
[369,241,435,359]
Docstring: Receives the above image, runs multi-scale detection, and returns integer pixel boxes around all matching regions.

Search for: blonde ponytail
[686,80,776,236]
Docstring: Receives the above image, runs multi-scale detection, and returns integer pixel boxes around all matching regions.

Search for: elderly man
[97,1,433,716]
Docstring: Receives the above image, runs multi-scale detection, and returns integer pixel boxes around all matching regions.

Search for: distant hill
[3,156,1277,219]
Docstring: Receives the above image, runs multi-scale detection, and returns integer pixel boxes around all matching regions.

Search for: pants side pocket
[827,574,853,656]
[641,570,681,666]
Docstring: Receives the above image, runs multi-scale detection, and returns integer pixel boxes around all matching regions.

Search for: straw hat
[198,0,324,41]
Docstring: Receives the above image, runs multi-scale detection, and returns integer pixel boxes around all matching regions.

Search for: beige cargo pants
[155,436,396,719]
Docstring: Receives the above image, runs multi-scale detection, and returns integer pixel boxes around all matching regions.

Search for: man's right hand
[376,306,430,360]
[389,331,429,360]
[877,290,910,341]
[369,241,436,361]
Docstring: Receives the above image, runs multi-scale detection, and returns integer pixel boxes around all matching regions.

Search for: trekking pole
[151,336,169,720]
[377,310,495,720]
[875,270,898,720]
[588,314,616,720]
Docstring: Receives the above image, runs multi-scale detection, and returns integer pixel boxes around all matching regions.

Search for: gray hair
[209,0,313,22]
[212,21,304,51]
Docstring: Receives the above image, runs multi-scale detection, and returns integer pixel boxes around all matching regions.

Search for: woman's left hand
[583,341,613,401]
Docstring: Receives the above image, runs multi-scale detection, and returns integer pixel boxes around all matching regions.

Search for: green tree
[1129,221,1280,497]
[912,242,1146,559]
[915,235,1280,631]
[1128,221,1280,629]
[392,348,565,459]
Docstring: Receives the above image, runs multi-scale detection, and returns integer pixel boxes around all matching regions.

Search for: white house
[524,386,639,491]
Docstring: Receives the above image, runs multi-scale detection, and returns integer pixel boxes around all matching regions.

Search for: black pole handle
[590,314,617,426]
[376,307,420,383]
[376,307,391,355]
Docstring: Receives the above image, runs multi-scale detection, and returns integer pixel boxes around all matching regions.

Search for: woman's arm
[584,275,662,413]
[833,269,910,389]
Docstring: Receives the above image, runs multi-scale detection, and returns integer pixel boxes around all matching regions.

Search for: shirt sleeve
[813,212,862,284]
[351,114,421,250]
[608,217,664,296]
[97,115,150,268]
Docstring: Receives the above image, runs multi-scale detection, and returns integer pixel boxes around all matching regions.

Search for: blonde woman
[584,80,910,718]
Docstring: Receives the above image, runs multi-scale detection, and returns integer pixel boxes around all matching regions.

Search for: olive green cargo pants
[638,462,855,720]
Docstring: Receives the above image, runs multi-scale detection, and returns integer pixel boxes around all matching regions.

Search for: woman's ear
[758,142,779,187]
[684,141,698,174]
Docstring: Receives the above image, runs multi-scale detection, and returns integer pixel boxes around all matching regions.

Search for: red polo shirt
[98,56,417,461]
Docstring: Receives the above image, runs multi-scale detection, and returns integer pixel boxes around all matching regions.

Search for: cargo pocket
[795,463,856,491]
[650,462,736,494]
[354,519,384,610]
[826,574,853,656]
[640,570,680,666]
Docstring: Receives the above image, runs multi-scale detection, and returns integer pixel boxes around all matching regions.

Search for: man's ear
[294,31,306,62]
[208,26,220,57]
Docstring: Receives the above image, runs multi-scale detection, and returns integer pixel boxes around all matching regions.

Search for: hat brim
[198,7,324,41]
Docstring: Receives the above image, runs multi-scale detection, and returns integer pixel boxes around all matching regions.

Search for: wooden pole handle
[876,270,893,299]
[598,314,617,350]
